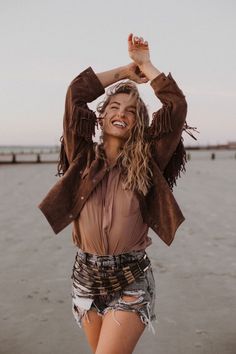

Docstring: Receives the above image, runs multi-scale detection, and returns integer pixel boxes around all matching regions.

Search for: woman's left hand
[128,33,151,67]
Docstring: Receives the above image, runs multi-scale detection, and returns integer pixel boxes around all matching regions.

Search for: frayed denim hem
[72,288,157,335]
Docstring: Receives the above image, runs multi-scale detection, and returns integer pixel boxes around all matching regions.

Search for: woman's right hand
[128,33,151,67]
[126,62,149,84]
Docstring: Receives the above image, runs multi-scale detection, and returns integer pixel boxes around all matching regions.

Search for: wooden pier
[0,149,59,164]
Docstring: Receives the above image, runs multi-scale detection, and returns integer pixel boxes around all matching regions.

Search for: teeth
[112,121,126,127]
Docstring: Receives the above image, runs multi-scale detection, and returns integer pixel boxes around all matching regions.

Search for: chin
[104,130,129,139]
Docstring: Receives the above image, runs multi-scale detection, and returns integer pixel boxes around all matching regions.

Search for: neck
[103,136,124,165]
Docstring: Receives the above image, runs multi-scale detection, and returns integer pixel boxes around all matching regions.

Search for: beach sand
[0,156,236,354]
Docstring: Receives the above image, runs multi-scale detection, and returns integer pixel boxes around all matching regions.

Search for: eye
[127,109,136,114]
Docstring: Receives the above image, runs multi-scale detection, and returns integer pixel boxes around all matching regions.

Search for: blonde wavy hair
[97,81,153,196]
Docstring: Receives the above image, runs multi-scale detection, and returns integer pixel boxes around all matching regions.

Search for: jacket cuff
[150,72,171,93]
[71,66,105,103]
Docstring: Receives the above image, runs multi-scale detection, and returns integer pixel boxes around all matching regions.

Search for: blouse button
[81,196,84,200]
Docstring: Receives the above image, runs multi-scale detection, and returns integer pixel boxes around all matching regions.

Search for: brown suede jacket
[38,67,188,246]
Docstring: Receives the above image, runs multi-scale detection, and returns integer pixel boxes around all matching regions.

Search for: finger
[139,72,147,78]
[134,71,149,83]
[140,37,149,47]
[133,36,149,48]
[128,33,133,44]
[132,34,137,45]
[140,77,149,83]
[135,76,149,84]
[134,66,141,75]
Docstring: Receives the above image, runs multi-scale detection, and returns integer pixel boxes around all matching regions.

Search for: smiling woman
[96,80,153,196]
[39,33,190,354]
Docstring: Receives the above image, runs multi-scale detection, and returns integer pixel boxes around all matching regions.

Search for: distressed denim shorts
[71,248,157,335]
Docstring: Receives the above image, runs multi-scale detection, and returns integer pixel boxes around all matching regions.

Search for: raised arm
[128,33,187,182]
[96,63,149,88]
[61,67,105,170]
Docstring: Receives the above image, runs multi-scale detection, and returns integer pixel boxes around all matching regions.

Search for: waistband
[72,249,151,297]
[76,248,146,268]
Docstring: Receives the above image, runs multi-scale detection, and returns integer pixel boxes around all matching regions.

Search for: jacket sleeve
[147,72,187,181]
[62,67,105,165]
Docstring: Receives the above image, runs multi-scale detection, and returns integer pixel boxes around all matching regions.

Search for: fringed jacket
[39,67,190,246]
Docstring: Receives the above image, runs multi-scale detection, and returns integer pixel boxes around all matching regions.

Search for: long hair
[97,81,153,196]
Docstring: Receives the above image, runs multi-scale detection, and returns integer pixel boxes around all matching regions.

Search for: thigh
[95,309,145,354]
[72,290,103,353]
[81,309,103,354]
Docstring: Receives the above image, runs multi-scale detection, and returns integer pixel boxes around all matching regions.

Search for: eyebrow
[110,101,136,109]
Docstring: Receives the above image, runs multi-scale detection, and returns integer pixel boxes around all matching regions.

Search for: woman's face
[100,93,137,141]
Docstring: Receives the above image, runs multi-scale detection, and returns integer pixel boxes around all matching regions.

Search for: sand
[0,154,236,354]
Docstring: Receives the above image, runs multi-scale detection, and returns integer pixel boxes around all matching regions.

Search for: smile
[112,120,127,128]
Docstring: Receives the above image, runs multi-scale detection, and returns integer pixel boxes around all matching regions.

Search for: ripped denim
[71,250,157,335]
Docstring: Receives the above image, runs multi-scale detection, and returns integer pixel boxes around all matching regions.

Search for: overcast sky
[1,0,235,146]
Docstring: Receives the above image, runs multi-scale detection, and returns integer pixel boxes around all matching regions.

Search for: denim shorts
[71,248,157,335]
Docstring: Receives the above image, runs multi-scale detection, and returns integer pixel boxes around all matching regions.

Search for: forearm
[139,61,161,82]
[95,65,129,88]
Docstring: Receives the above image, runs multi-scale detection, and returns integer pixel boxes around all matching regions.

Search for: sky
[1,0,235,147]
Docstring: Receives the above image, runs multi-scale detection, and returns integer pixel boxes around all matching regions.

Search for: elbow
[172,97,187,128]
[66,85,84,106]
[177,96,187,115]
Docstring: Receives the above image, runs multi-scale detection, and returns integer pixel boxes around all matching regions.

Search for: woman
[39,33,194,354]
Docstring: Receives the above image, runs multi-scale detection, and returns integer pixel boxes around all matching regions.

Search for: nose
[118,110,125,118]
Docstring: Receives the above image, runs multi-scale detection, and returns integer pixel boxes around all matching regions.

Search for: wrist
[139,60,153,71]
[139,61,161,81]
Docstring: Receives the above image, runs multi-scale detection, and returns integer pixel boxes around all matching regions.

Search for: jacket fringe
[163,122,199,190]
[148,104,198,190]
[163,137,187,190]
[56,136,69,177]
[149,105,173,138]
[183,121,199,140]
[73,107,98,141]
[56,107,98,177]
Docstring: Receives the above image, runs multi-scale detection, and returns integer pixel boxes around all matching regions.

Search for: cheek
[102,113,110,125]
[103,111,113,122]
[129,118,136,128]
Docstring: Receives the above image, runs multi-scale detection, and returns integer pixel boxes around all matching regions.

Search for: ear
[98,115,104,129]
[98,112,107,129]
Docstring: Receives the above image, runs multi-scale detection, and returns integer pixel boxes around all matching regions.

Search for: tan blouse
[72,159,152,256]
